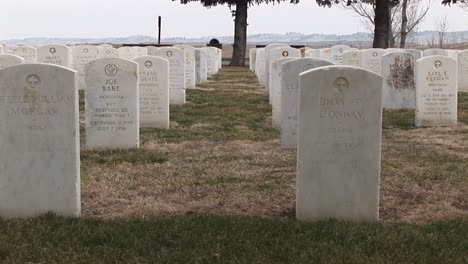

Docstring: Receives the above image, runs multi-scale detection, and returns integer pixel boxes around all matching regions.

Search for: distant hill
[2,31,468,47]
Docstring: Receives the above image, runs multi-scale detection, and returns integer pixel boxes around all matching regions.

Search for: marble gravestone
[72,45,100,90]
[270,57,296,128]
[297,66,383,223]
[0,64,80,218]
[100,47,119,58]
[255,48,266,87]
[457,50,468,92]
[136,47,148,58]
[4,46,17,54]
[423,49,448,57]
[0,54,25,70]
[415,56,457,127]
[382,52,416,109]
[319,48,332,61]
[268,47,301,98]
[304,49,320,58]
[342,50,361,67]
[281,58,333,147]
[37,44,71,67]
[99,44,113,48]
[134,56,170,129]
[13,46,37,63]
[249,48,257,72]
[264,43,289,90]
[175,45,196,89]
[85,58,140,149]
[206,47,219,77]
[195,48,208,85]
[330,45,352,64]
[118,47,138,60]
[153,47,186,104]
[405,49,423,61]
[0,45,3,54]
[361,49,386,74]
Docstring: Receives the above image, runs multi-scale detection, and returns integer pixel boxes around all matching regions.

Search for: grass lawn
[2,67,467,263]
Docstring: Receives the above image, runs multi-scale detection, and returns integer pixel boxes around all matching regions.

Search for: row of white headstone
[249,44,464,223]
[0,44,223,219]
[252,45,462,133]
[0,44,223,102]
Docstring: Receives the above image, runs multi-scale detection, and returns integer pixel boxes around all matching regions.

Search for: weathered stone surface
[319,48,332,61]
[37,44,71,67]
[268,47,301,99]
[118,47,138,60]
[152,47,186,104]
[382,52,416,109]
[280,58,333,147]
[13,46,37,63]
[100,47,119,58]
[206,47,219,77]
[361,49,385,74]
[342,50,361,67]
[270,57,296,128]
[249,48,257,72]
[72,45,100,90]
[264,43,289,90]
[85,58,140,149]
[0,64,80,218]
[423,49,448,57]
[304,49,320,58]
[134,56,170,129]
[457,50,468,92]
[415,56,457,127]
[0,54,24,70]
[405,49,423,60]
[297,65,383,223]
[255,48,266,87]
[195,48,208,85]
[174,45,196,89]
[330,45,352,64]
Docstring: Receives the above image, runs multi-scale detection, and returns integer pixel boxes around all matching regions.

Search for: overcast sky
[1,0,467,40]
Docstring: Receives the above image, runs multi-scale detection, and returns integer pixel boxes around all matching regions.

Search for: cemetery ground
[1,67,468,263]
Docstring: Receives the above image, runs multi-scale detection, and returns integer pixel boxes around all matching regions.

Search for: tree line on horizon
[172,0,466,66]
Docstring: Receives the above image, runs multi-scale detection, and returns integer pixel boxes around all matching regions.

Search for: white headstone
[405,49,423,60]
[195,48,208,85]
[361,49,385,74]
[330,45,352,64]
[0,45,3,54]
[72,45,100,90]
[319,48,332,61]
[457,50,468,92]
[382,52,416,109]
[4,46,17,54]
[255,48,266,87]
[85,58,140,149]
[175,45,196,89]
[134,56,170,129]
[447,50,458,61]
[13,46,37,63]
[268,47,301,99]
[304,49,320,58]
[136,47,148,57]
[423,49,448,57]
[0,64,80,218]
[118,47,138,60]
[270,57,296,128]
[297,65,383,223]
[280,58,333,147]
[249,48,257,72]
[264,44,289,90]
[37,44,71,67]
[415,56,457,127]
[206,47,219,76]
[0,54,25,70]
[152,47,186,104]
[342,50,361,67]
[100,47,119,58]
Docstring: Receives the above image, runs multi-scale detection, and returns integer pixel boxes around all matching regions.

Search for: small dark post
[158,16,162,45]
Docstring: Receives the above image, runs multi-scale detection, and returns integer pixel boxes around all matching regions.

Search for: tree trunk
[373,0,390,48]
[400,0,408,48]
[230,0,248,66]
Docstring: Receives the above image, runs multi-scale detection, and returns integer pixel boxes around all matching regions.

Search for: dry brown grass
[80,67,468,224]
